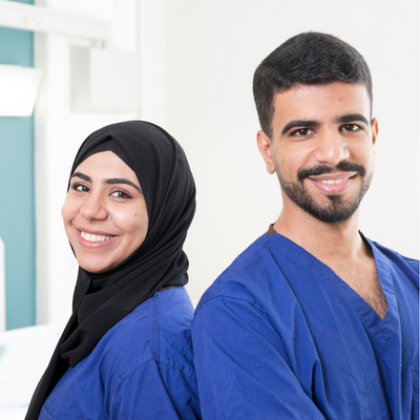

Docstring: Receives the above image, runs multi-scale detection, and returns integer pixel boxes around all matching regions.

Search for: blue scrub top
[39,287,201,420]
[192,232,419,419]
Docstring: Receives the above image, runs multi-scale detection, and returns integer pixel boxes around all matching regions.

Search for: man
[191,32,419,419]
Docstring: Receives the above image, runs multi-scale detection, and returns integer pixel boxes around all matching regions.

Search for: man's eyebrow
[71,172,142,193]
[71,172,92,182]
[105,178,142,192]
[281,120,320,135]
[335,114,369,125]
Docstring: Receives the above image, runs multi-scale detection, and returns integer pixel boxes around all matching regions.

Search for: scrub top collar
[266,229,399,350]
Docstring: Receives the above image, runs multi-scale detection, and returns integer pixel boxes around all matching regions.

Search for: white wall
[34,0,418,323]
[162,0,419,303]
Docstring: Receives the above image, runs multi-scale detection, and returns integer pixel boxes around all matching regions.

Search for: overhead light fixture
[0,64,43,117]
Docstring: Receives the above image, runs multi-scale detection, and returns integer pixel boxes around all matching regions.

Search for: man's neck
[274,204,368,266]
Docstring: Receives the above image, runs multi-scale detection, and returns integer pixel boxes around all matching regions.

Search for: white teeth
[81,231,111,242]
[319,177,349,185]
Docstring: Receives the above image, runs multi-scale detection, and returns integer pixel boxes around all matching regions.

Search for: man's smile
[307,172,357,194]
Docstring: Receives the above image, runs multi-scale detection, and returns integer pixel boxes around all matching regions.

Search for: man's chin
[285,188,360,224]
[304,207,357,224]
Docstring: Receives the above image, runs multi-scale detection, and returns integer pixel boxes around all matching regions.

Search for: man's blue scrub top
[192,232,419,419]
[39,287,201,420]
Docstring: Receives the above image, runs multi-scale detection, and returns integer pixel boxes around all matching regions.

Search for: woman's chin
[77,257,114,274]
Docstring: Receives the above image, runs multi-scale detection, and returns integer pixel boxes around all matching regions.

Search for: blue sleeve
[109,358,200,420]
[192,296,325,420]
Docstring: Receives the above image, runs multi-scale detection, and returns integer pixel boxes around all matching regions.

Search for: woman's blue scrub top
[39,287,200,420]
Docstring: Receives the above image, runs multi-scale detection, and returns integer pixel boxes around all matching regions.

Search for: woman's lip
[76,229,118,248]
[76,227,116,236]
[307,174,356,194]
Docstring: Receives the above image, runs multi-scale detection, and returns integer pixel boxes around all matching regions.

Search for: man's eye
[341,124,360,132]
[292,128,312,136]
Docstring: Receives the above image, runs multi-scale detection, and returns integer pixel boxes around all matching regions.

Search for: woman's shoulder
[153,287,196,375]
[101,286,195,375]
[155,286,195,339]
[112,286,194,342]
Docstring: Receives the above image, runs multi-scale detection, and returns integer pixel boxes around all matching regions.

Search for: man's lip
[307,174,355,194]
[307,171,357,181]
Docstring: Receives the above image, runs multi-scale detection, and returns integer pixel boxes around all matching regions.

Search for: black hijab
[25,121,196,420]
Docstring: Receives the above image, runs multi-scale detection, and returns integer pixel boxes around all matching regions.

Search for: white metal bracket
[0,0,111,42]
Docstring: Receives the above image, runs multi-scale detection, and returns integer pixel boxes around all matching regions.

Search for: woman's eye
[341,124,360,132]
[111,190,132,199]
[72,183,89,193]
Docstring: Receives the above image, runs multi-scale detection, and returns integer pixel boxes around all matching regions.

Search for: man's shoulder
[196,232,296,312]
[220,231,274,276]
[369,238,419,275]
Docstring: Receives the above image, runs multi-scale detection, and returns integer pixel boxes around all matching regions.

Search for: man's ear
[371,117,379,146]
[257,130,276,174]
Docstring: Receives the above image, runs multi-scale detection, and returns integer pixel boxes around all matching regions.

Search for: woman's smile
[81,230,113,243]
[77,229,118,247]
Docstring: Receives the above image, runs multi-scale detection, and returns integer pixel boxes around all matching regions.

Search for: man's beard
[276,161,373,224]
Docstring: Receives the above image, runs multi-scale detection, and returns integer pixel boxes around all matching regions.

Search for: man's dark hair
[252,32,373,139]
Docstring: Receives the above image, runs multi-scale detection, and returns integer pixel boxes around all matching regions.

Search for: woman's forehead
[74,150,140,186]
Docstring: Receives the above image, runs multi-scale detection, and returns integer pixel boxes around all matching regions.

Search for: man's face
[257,82,378,224]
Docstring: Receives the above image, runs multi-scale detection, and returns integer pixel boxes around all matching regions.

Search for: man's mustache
[297,162,366,182]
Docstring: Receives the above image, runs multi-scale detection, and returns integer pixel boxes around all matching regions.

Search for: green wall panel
[0,0,35,329]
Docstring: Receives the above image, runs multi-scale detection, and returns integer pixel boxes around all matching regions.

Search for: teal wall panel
[0,0,35,329]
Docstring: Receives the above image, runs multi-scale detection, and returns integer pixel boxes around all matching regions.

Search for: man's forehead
[272,82,371,123]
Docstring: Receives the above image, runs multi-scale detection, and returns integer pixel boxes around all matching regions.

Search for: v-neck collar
[267,231,400,350]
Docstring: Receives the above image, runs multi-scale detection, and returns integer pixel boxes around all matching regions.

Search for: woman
[25,121,200,419]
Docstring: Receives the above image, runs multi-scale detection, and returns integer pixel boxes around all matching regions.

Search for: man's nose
[312,128,349,166]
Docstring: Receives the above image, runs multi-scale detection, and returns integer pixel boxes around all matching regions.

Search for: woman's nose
[80,194,108,220]
[312,129,349,166]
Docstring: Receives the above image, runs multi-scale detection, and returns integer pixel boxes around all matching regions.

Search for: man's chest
[332,260,388,319]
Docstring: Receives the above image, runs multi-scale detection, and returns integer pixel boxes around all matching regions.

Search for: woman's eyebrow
[105,178,142,192]
[72,172,91,182]
[71,172,142,192]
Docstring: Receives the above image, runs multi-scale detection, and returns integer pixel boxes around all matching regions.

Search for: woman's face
[62,150,149,273]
